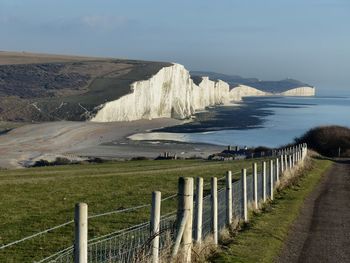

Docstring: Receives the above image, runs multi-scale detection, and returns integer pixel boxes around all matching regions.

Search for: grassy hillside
[0,52,170,122]
[0,158,267,262]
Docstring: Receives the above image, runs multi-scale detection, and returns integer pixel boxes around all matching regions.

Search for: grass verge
[0,158,269,262]
[212,157,332,263]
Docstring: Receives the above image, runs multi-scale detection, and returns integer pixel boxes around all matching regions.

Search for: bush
[32,157,73,167]
[295,125,350,157]
[52,157,71,165]
[131,156,149,161]
[32,159,51,167]
[87,157,105,163]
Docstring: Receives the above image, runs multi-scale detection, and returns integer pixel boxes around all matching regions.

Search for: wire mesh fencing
[40,213,177,263]
[201,195,212,238]
[36,144,306,263]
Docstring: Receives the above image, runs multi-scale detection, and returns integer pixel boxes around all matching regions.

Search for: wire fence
[3,145,306,263]
[38,212,178,263]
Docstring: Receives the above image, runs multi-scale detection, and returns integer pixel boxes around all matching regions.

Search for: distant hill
[190,71,312,93]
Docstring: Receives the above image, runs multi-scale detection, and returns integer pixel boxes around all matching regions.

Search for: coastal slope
[0,51,315,123]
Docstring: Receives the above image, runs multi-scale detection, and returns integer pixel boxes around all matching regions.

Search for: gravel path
[278,159,350,263]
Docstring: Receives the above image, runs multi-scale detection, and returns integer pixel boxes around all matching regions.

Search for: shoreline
[128,96,350,148]
[0,97,284,169]
[0,118,223,169]
[3,96,343,169]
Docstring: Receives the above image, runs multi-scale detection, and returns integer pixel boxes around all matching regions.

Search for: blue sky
[1,0,349,95]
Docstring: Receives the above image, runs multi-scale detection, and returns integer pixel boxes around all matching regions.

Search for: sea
[130,96,350,148]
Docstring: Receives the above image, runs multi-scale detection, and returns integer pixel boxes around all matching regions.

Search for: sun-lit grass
[0,158,267,262]
[212,158,332,263]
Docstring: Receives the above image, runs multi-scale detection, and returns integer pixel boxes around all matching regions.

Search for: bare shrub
[295,125,350,157]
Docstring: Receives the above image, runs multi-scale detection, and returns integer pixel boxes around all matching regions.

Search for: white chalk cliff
[279,86,315,96]
[91,63,315,122]
[229,84,271,100]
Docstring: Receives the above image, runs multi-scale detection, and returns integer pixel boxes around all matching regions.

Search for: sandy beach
[0,118,222,169]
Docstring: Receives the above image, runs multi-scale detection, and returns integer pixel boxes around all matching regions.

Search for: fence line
[0,193,178,251]
[0,220,74,250]
[5,144,308,263]
[88,204,150,220]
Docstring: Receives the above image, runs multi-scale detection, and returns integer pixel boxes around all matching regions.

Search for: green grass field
[213,158,332,263]
[0,158,263,262]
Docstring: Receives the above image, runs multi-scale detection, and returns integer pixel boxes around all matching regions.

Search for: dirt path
[278,159,350,263]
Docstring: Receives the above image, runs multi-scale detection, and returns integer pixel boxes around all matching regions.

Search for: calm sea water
[130,96,350,148]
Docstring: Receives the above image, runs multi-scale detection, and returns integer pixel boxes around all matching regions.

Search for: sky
[1,0,349,95]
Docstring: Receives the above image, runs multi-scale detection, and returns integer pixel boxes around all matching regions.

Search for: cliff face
[279,87,315,96]
[229,84,271,100]
[91,64,231,122]
[91,64,315,122]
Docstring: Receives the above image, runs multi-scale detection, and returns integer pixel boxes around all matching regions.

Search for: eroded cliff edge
[91,63,315,122]
[92,64,231,122]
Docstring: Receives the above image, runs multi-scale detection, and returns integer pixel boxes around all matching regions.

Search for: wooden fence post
[74,203,88,263]
[176,177,193,262]
[289,155,292,169]
[151,191,161,263]
[269,160,274,200]
[297,146,300,162]
[262,161,267,202]
[304,143,307,160]
[211,177,218,245]
[276,158,280,183]
[241,169,248,222]
[253,163,258,209]
[226,171,232,225]
[301,146,304,161]
[280,154,284,174]
[285,154,288,171]
[194,177,203,244]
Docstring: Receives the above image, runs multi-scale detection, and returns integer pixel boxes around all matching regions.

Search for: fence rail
[3,144,307,263]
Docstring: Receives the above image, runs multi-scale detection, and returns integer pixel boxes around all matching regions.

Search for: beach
[2,96,349,169]
[0,118,222,169]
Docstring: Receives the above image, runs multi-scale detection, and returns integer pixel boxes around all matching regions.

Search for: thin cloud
[80,15,131,31]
